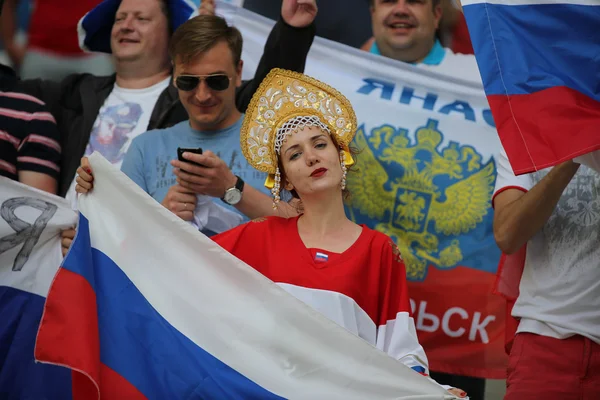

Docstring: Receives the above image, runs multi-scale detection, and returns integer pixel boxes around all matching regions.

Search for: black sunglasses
[175,74,232,92]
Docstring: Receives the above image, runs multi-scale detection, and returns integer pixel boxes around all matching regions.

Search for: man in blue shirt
[121,4,315,235]
[368,0,445,66]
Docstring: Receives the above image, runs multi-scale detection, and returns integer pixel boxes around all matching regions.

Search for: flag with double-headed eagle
[347,120,496,283]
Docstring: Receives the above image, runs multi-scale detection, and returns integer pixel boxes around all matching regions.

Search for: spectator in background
[0,62,60,193]
[366,0,443,64]
[360,0,472,62]
[243,0,372,49]
[1,0,114,80]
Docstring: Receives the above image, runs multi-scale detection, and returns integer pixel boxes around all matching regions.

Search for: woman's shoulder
[236,215,296,234]
[360,226,403,261]
[360,225,394,245]
[248,215,290,226]
[212,216,287,251]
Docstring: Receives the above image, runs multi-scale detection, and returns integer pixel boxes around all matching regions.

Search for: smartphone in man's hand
[177,147,203,168]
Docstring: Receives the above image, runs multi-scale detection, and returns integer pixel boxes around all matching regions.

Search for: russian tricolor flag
[34,153,454,399]
[462,0,600,174]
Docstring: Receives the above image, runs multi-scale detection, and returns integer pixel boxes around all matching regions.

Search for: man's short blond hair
[169,15,243,67]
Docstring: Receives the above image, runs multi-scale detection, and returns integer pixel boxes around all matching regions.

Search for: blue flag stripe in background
[463,2,600,99]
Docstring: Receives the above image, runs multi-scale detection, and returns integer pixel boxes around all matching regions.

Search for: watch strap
[234,175,245,192]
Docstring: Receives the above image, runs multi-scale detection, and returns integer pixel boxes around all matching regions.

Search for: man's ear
[433,4,443,29]
[235,60,243,87]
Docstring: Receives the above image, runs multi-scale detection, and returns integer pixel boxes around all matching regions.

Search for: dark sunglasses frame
[175,74,232,92]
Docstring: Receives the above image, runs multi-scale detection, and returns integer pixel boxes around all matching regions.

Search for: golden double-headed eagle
[346,119,495,280]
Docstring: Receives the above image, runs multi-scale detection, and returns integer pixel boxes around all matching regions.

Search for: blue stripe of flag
[463,3,600,100]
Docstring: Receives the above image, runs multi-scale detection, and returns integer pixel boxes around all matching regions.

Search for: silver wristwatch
[221,175,245,206]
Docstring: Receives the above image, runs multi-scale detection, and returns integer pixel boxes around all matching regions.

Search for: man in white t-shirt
[493,145,600,399]
[64,75,172,207]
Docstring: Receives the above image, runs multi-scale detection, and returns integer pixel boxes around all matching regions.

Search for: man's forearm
[494,161,580,254]
[235,185,299,220]
[18,171,58,195]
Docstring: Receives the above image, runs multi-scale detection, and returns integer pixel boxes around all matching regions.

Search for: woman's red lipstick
[310,168,327,177]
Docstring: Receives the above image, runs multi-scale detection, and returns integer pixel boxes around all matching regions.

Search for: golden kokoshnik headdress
[240,68,357,207]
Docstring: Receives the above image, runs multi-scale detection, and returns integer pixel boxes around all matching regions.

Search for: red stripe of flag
[488,85,600,175]
[35,268,146,400]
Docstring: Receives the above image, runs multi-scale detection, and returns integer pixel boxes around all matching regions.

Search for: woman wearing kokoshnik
[73,68,467,398]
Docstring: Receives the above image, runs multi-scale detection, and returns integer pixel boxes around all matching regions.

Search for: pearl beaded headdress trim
[274,115,331,154]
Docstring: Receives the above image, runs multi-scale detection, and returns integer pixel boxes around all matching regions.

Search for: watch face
[224,188,242,205]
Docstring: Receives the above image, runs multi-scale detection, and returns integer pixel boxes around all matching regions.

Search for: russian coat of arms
[346,119,496,281]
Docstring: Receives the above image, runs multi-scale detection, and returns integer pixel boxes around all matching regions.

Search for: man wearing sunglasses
[119,8,312,237]
[16,0,316,205]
